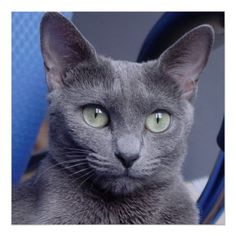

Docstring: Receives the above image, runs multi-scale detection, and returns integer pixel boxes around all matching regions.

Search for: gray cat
[12,12,214,224]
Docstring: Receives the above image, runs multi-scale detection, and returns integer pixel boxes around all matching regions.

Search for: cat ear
[158,24,214,101]
[40,12,97,91]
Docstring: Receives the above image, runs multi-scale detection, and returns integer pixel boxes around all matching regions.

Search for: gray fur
[12,12,214,224]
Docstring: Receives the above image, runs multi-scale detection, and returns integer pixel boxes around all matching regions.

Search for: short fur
[12,12,214,224]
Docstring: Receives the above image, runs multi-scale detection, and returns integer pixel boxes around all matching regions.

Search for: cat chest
[76,198,158,224]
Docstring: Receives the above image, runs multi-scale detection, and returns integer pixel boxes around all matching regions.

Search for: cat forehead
[66,57,150,94]
[62,57,180,114]
[110,59,143,78]
[108,59,180,107]
[110,60,148,92]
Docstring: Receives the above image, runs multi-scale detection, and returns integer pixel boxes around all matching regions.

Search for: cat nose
[115,134,141,168]
[115,151,139,168]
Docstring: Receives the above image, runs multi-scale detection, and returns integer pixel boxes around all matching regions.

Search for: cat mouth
[114,168,140,180]
[88,163,145,195]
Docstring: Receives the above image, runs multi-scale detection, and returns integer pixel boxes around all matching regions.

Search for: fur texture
[12,12,214,224]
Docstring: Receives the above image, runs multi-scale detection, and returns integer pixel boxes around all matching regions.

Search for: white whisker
[69,167,90,177]
[72,169,94,185]
[34,159,85,184]
[79,172,95,188]
[65,161,88,170]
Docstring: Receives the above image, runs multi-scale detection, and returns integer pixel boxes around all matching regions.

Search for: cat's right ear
[40,12,97,91]
[158,24,214,101]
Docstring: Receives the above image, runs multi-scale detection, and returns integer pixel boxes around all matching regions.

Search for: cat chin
[96,175,144,196]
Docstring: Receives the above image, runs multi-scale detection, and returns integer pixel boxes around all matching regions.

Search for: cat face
[40,12,214,195]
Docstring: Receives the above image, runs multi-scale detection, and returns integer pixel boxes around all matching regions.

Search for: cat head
[40,12,214,195]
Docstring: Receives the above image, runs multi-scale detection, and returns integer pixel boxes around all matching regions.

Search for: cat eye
[82,105,109,128]
[145,110,171,133]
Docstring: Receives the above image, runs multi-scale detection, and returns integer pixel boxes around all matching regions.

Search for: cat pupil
[155,113,162,123]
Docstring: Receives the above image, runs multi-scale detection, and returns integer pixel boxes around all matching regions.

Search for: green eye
[83,105,109,128]
[145,110,171,133]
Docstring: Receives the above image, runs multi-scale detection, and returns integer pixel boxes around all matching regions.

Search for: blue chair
[197,119,224,223]
[137,12,224,224]
[12,12,72,184]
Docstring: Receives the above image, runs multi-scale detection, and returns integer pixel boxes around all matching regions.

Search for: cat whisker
[69,167,91,177]
[142,165,159,172]
[64,149,90,153]
[141,169,157,176]
[65,161,88,170]
[33,159,85,184]
[79,172,96,188]
[88,158,110,166]
[72,169,94,186]
[64,146,88,150]
[146,159,161,166]
[65,154,88,158]
[65,153,89,158]
[88,164,111,173]
[87,153,109,163]
[64,146,94,153]
[66,158,87,162]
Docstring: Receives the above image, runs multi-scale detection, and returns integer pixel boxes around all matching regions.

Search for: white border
[1,0,235,235]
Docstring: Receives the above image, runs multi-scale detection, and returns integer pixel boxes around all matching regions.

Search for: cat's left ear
[40,12,97,91]
[158,24,214,101]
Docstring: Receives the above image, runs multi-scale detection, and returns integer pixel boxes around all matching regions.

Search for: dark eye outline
[81,104,110,128]
[145,109,172,133]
